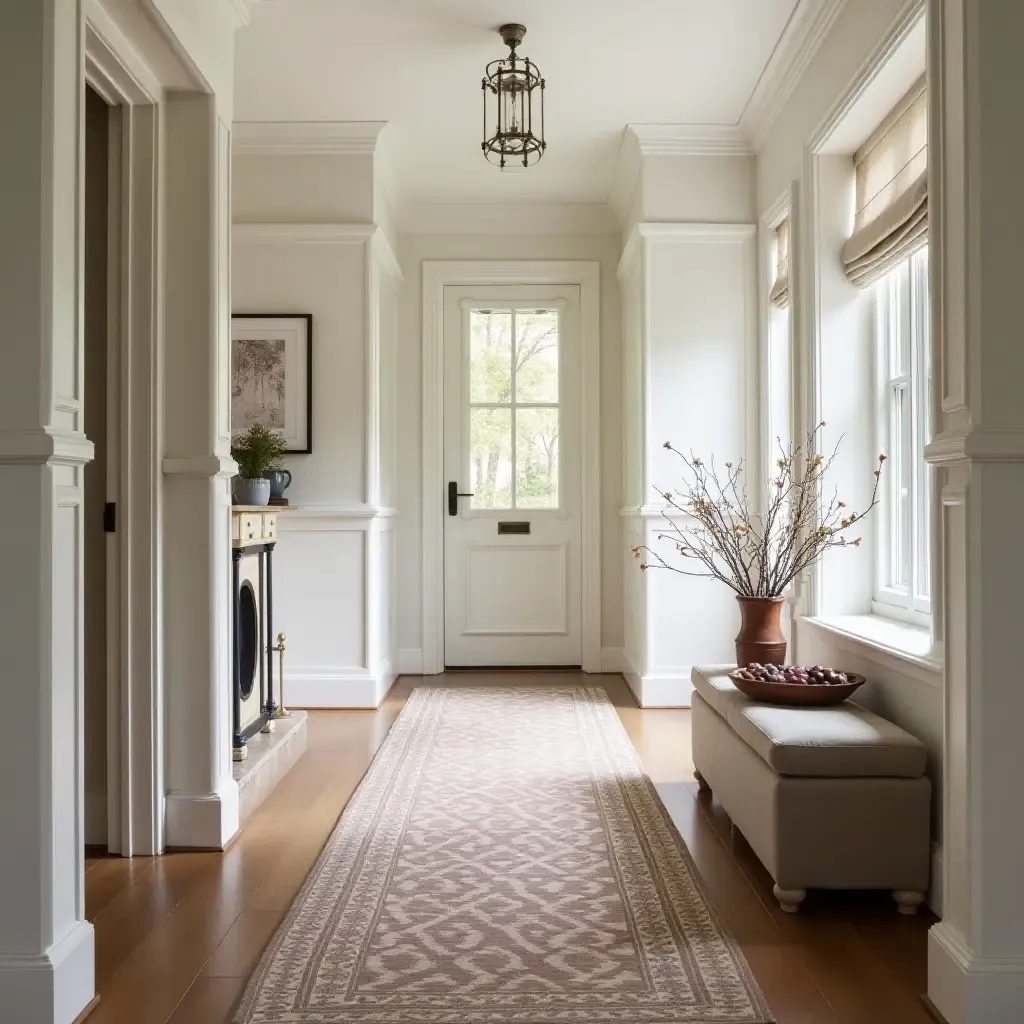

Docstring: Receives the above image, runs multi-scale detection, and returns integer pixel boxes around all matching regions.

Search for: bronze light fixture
[481,23,546,171]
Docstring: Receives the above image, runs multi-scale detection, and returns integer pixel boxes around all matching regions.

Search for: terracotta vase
[734,596,787,667]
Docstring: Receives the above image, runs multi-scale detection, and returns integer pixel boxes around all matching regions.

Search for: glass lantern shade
[481,29,545,171]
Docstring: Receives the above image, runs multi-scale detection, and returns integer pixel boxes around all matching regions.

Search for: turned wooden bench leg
[773,885,807,913]
[893,890,925,915]
[693,769,711,794]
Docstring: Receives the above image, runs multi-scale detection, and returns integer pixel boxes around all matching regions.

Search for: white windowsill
[801,613,943,688]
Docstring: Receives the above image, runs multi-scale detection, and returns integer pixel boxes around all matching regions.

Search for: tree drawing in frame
[231,314,313,454]
[233,337,286,430]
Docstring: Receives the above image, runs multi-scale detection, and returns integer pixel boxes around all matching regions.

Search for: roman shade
[841,76,927,288]
[769,218,790,309]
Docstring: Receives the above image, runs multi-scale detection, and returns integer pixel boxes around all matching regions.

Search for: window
[875,246,930,621]
[467,307,560,510]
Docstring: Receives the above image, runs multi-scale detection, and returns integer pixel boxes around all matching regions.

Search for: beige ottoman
[690,666,931,914]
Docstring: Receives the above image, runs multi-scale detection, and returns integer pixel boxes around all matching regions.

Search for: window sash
[875,248,930,621]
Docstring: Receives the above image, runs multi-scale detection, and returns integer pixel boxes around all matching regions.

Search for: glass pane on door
[469,407,513,509]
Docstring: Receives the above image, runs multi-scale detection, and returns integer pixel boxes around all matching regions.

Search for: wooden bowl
[728,670,866,707]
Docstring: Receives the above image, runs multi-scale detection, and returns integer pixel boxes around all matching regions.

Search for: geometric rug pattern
[234,686,773,1022]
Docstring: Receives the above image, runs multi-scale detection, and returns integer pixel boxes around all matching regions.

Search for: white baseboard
[600,647,625,674]
[397,648,423,675]
[0,920,95,1024]
[627,667,694,708]
[928,922,1024,1024]
[929,842,943,916]
[85,789,107,846]
[165,778,240,850]
[287,670,382,709]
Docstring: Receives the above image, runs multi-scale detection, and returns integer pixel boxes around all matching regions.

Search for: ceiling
[234,0,802,205]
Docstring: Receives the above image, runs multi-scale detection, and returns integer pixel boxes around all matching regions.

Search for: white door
[443,286,582,666]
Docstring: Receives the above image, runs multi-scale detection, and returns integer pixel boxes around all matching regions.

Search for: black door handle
[448,481,474,516]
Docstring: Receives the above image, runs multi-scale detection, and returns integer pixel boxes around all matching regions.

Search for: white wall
[642,155,756,223]
[233,153,375,223]
[620,225,758,706]
[394,232,624,667]
[755,0,943,893]
[232,142,400,707]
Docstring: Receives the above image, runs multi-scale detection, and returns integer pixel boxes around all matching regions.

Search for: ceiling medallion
[481,23,546,172]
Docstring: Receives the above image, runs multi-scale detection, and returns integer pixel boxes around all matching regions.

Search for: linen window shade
[769,218,790,309]
[841,77,927,288]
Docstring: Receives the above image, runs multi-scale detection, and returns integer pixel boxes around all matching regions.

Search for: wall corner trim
[626,123,754,157]
[231,120,388,156]
[739,0,851,150]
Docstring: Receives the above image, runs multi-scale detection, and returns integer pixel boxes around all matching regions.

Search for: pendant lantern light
[481,24,546,171]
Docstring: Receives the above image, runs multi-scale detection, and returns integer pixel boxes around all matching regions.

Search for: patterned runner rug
[235,686,773,1023]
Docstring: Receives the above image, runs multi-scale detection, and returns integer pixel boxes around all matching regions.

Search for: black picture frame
[231,313,313,454]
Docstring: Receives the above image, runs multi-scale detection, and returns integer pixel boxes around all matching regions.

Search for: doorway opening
[83,83,119,851]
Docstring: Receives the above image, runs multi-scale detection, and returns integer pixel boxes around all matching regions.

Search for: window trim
[874,246,931,624]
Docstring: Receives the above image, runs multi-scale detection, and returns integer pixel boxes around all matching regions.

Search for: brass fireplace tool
[273,632,291,718]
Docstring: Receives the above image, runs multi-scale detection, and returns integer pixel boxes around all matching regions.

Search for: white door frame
[85,12,164,855]
[422,261,601,674]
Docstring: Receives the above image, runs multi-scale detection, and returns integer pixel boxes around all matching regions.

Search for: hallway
[84,674,934,1024]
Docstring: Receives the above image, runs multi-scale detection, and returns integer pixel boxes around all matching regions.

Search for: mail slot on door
[497,521,531,535]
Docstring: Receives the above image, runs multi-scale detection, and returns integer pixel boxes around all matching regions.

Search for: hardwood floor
[84,672,935,1023]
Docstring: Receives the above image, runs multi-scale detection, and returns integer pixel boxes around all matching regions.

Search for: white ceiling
[234,0,802,205]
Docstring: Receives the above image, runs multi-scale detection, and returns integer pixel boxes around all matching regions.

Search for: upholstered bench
[690,666,931,914]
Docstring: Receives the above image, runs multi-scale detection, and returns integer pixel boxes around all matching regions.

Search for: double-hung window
[839,75,930,625]
[874,248,930,620]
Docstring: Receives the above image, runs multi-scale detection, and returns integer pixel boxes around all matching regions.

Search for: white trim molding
[285,671,384,709]
[740,0,851,150]
[231,120,387,156]
[627,123,754,157]
[397,202,617,237]
[421,261,602,676]
[928,923,1024,1024]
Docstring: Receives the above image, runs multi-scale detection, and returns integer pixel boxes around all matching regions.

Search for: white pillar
[926,2,1024,1020]
[619,223,757,707]
[162,93,239,849]
[0,2,96,1021]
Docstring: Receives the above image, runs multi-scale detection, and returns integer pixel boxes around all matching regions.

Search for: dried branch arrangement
[632,424,884,598]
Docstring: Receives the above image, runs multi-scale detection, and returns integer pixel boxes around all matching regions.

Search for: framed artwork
[231,313,313,454]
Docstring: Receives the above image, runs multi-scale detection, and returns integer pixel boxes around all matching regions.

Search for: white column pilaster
[0,2,96,1021]
[619,223,757,707]
[162,93,239,849]
[926,2,1024,1020]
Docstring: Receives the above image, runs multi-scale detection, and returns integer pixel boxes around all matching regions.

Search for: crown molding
[231,121,388,156]
[627,123,754,157]
[396,201,618,237]
[739,0,850,151]
[233,222,377,244]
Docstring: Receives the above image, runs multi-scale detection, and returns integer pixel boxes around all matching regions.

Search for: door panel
[443,286,582,666]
